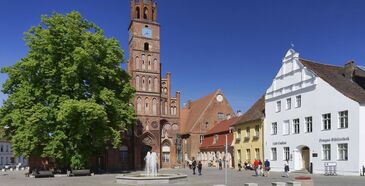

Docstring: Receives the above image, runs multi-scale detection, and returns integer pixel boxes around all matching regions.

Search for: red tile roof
[231,95,265,126]
[205,117,238,135]
[200,133,233,150]
[180,90,220,134]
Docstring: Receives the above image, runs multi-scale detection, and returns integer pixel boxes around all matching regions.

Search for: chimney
[342,60,356,79]
[236,110,242,116]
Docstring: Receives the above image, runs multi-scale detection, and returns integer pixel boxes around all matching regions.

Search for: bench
[68,169,91,176]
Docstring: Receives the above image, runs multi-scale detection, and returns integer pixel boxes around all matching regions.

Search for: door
[302,147,310,171]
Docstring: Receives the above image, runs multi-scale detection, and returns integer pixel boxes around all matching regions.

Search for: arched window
[135,57,140,70]
[152,98,157,115]
[144,42,149,51]
[154,77,158,92]
[142,55,145,70]
[143,7,148,19]
[137,97,142,113]
[153,59,158,71]
[148,77,152,91]
[145,97,149,114]
[147,55,151,70]
[136,76,140,90]
[142,76,146,91]
[136,7,140,19]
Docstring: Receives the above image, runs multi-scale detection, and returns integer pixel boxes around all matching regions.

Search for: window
[255,148,260,159]
[120,146,128,162]
[135,57,140,70]
[322,144,331,160]
[144,42,149,51]
[162,146,170,163]
[272,122,277,135]
[205,122,209,129]
[295,95,301,108]
[148,77,152,91]
[147,55,151,70]
[339,111,348,129]
[152,98,157,115]
[217,112,225,120]
[213,135,218,144]
[284,147,290,161]
[200,135,204,144]
[237,128,241,140]
[143,7,148,19]
[142,55,145,70]
[246,149,251,161]
[137,97,142,114]
[254,125,260,137]
[338,143,348,160]
[286,98,292,110]
[283,120,290,135]
[293,119,300,134]
[135,7,140,19]
[305,117,313,133]
[322,113,331,130]
[276,101,281,112]
[271,148,277,161]
[246,127,250,138]
[0,145,3,152]
[144,98,149,114]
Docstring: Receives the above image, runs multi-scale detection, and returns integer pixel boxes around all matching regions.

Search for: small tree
[0,12,135,169]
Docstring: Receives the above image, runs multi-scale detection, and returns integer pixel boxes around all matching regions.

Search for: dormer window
[213,135,218,144]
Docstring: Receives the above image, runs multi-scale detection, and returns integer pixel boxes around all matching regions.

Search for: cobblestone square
[1,168,365,186]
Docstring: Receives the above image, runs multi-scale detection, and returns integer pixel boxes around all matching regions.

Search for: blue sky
[1,0,365,113]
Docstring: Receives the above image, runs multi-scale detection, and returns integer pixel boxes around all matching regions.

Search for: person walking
[253,159,259,176]
[219,159,223,170]
[284,160,290,177]
[264,159,270,177]
[192,160,197,175]
[198,161,202,175]
[238,160,242,171]
[258,160,263,176]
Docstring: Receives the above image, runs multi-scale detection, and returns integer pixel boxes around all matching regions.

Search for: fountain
[116,151,187,185]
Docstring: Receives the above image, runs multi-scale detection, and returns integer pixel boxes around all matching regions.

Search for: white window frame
[322,113,331,130]
[337,143,348,161]
[305,116,313,133]
[322,144,331,161]
[283,120,290,135]
[338,110,348,129]
[295,95,301,108]
[276,101,281,112]
[283,147,290,161]
[286,98,292,110]
[271,148,277,161]
[293,119,300,134]
[272,122,277,135]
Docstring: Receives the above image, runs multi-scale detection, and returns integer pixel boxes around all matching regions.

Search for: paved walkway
[1,167,365,186]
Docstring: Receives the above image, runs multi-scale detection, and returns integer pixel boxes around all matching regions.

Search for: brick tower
[128,0,181,169]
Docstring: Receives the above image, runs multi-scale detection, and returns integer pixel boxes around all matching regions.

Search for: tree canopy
[0,11,135,169]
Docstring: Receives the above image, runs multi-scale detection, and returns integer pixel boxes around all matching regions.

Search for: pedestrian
[238,160,242,171]
[264,159,270,177]
[253,159,259,176]
[284,160,289,177]
[258,159,263,176]
[192,160,197,175]
[198,161,202,175]
[219,159,223,170]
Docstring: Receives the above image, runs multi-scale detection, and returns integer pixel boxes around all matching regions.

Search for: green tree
[0,11,135,169]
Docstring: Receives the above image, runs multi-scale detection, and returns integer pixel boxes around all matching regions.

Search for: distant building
[0,141,28,168]
[198,117,237,168]
[231,95,265,169]
[264,49,365,175]
[180,89,235,162]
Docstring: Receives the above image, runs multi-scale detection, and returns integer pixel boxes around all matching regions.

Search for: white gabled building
[264,49,365,176]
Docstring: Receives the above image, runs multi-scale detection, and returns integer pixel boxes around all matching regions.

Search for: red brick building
[180,90,235,162]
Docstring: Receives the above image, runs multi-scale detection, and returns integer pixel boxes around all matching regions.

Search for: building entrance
[294,145,310,171]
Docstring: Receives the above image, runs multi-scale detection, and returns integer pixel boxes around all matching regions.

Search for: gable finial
[290,42,295,48]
